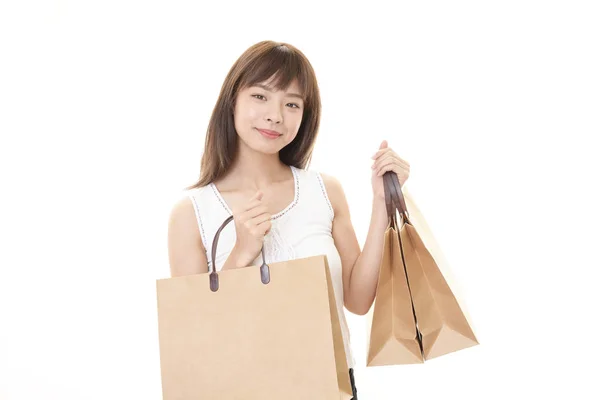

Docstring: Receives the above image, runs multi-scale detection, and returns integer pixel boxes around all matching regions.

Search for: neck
[224,141,291,191]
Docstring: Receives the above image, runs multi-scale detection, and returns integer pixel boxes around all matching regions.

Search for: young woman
[168,40,410,399]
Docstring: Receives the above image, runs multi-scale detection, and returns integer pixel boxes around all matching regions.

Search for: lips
[257,128,282,138]
[259,129,281,136]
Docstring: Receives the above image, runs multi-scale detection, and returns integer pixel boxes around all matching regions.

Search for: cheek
[283,114,303,141]
[291,113,303,131]
[246,105,261,120]
[235,100,260,123]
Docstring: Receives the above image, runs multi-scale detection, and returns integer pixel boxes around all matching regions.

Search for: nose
[265,105,283,124]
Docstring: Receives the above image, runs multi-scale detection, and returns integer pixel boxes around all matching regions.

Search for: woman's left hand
[371,140,411,201]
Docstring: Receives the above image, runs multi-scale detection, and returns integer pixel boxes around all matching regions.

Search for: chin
[239,136,283,155]
[256,143,281,155]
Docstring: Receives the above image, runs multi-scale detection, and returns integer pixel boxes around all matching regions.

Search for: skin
[168,75,411,315]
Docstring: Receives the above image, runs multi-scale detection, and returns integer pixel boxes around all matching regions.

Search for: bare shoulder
[318,172,349,216]
[167,194,208,276]
[168,196,199,237]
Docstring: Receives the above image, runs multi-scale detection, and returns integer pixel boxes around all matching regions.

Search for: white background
[1,0,599,399]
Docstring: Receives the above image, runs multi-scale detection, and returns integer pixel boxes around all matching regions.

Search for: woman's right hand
[230,191,272,268]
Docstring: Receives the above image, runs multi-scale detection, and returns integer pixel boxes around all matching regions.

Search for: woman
[167,40,410,399]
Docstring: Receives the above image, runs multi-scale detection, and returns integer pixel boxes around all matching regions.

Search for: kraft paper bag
[386,172,479,362]
[156,215,353,399]
[367,174,425,366]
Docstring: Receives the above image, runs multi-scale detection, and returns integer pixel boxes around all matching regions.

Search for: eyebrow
[254,83,304,100]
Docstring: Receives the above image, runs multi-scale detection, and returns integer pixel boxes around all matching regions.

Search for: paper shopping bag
[156,215,353,399]
[366,174,425,366]
[385,172,479,361]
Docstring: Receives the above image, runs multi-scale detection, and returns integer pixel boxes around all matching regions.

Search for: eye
[252,94,301,109]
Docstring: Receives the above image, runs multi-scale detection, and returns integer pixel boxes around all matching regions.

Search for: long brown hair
[185,40,322,190]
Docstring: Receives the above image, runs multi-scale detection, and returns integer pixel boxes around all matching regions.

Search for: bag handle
[383,171,410,223]
[208,215,271,292]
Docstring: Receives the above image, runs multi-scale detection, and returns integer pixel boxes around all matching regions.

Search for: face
[233,77,304,154]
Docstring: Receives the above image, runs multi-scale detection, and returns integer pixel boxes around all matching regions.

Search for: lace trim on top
[188,193,208,249]
[316,172,334,220]
[209,166,299,220]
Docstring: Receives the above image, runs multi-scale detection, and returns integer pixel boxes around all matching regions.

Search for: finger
[255,220,272,236]
[243,197,266,212]
[373,154,410,170]
[251,211,272,225]
[371,148,391,160]
[372,148,409,164]
[372,154,408,171]
[376,159,405,175]
[394,155,410,168]
[377,163,406,177]
[250,190,263,202]
[245,205,269,220]
[244,211,270,231]
[374,158,396,174]
[371,153,395,169]
[377,165,394,177]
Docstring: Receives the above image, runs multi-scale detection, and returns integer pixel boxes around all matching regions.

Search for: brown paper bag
[385,172,479,361]
[366,174,425,366]
[156,215,353,399]
[399,184,478,351]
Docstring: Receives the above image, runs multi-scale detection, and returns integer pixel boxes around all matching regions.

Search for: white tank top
[186,165,355,368]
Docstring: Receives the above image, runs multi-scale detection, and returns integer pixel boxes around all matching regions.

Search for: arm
[321,173,389,316]
[167,197,209,276]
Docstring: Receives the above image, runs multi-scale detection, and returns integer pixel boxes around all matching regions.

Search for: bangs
[238,46,314,102]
